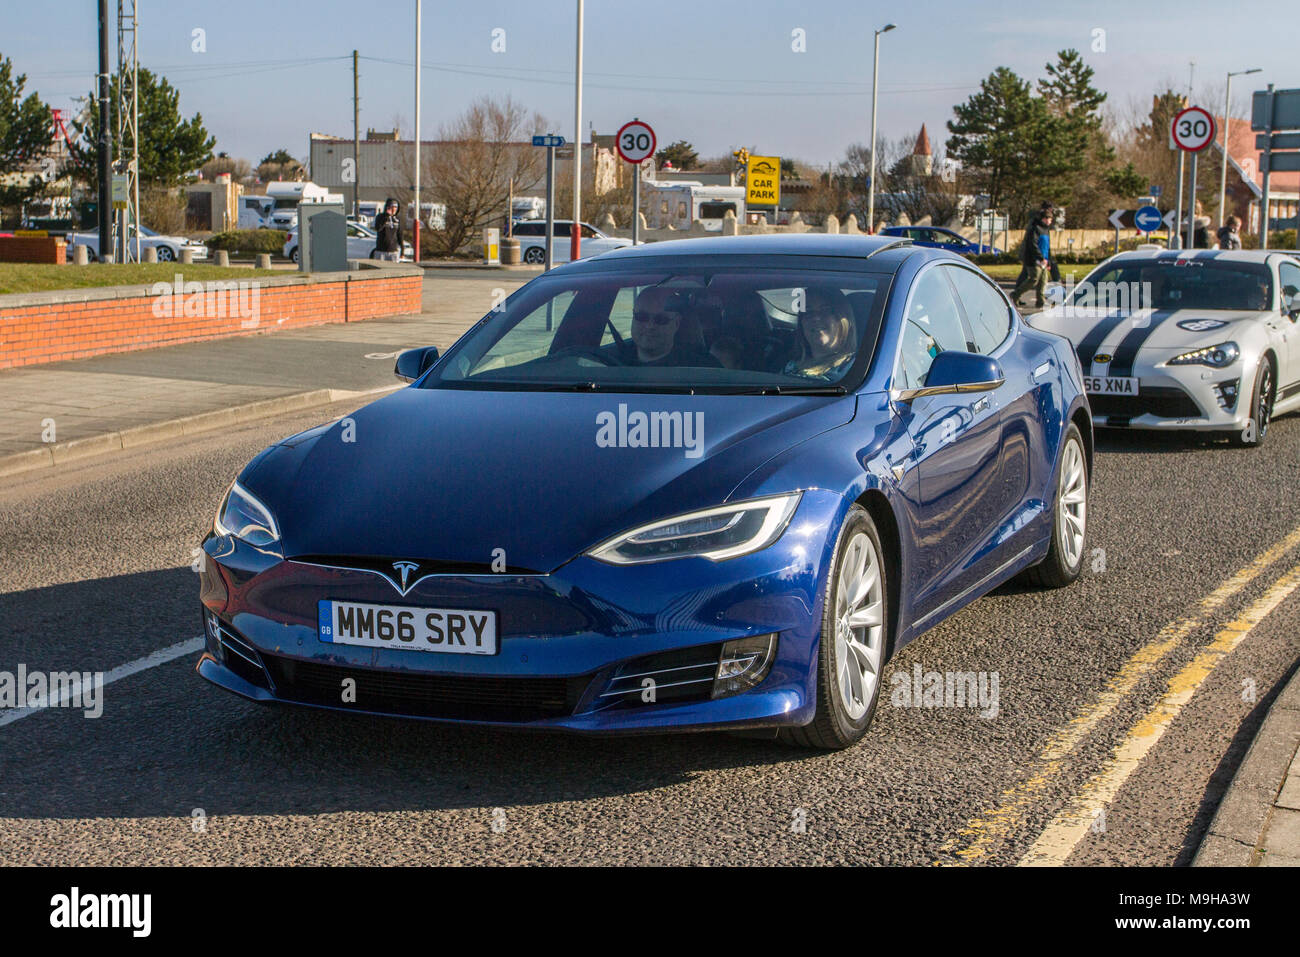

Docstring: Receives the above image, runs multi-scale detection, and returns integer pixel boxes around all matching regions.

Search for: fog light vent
[713,634,777,698]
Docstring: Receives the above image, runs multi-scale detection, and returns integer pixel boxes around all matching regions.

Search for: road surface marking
[0,636,203,729]
[938,523,1300,863]
[1019,562,1300,865]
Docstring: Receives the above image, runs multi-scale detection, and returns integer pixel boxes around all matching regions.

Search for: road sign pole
[544,143,556,274]
[632,161,640,246]
[1260,84,1274,249]
[1186,152,1198,249]
[1173,151,1185,249]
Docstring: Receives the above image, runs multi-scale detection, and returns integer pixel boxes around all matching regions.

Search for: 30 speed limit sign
[616,119,656,164]
[1171,106,1216,152]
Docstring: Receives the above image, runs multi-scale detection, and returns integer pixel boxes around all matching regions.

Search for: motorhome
[640,182,747,231]
[238,182,344,229]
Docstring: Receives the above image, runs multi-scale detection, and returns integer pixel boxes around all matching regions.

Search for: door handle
[971,395,991,413]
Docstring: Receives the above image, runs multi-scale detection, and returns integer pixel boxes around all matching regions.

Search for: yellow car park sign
[746,155,780,207]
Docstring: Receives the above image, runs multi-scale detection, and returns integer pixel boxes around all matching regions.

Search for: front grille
[262,656,590,722]
[214,619,271,690]
[595,643,722,710]
[1090,386,1202,421]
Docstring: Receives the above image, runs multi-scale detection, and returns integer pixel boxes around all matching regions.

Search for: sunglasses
[632,310,678,326]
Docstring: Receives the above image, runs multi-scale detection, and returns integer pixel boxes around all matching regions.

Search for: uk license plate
[318,600,498,655]
[1084,376,1139,396]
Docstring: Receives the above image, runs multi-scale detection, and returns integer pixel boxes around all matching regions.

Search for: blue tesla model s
[197,234,1092,749]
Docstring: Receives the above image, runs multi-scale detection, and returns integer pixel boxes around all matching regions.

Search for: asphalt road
[0,399,1297,865]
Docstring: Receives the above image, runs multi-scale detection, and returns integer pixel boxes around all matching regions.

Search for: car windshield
[422,264,889,394]
[1068,259,1272,312]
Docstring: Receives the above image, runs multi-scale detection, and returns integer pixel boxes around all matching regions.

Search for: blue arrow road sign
[532,135,565,148]
[1135,205,1163,233]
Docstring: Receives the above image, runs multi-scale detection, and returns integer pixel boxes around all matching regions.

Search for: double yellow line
[938,525,1300,866]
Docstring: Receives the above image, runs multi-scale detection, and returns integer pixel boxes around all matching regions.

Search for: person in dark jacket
[1216,215,1243,250]
[1012,204,1054,308]
[373,198,404,262]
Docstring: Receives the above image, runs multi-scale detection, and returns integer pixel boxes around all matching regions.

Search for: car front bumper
[196,489,848,733]
[1088,365,1249,432]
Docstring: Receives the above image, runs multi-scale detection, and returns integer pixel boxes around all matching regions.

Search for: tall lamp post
[1219,67,1261,231]
[570,0,584,262]
[414,0,422,261]
[866,23,895,236]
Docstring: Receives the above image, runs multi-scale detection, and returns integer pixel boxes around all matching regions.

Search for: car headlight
[214,480,281,546]
[1167,341,1239,367]
[587,493,802,565]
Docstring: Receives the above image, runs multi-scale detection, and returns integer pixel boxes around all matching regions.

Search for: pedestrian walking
[374,198,404,262]
[1012,203,1054,309]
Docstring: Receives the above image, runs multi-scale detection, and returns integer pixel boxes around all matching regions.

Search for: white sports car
[1027,250,1300,447]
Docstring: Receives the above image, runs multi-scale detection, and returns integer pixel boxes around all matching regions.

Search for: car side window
[897,267,971,389]
[513,222,542,236]
[945,265,1013,354]
[1279,261,1300,308]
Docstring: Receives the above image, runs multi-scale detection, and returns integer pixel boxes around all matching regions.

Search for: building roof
[913,124,932,157]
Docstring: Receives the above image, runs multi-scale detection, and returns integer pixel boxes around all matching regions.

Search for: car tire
[1024,422,1088,588]
[289,247,299,264]
[157,246,174,262]
[1229,360,1273,449]
[779,505,890,750]
[523,246,546,264]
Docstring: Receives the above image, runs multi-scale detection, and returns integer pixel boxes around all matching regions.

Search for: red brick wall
[0,273,421,370]
[0,236,66,264]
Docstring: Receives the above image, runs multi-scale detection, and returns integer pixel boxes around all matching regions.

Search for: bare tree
[393,95,548,255]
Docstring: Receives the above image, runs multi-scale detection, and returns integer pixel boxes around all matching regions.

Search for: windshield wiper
[741,384,849,395]
[539,381,605,391]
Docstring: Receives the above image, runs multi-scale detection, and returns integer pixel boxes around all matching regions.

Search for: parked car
[68,224,209,262]
[880,226,994,256]
[510,220,632,264]
[196,233,1092,750]
[282,221,412,263]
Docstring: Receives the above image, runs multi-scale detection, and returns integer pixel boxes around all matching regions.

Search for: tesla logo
[392,561,419,591]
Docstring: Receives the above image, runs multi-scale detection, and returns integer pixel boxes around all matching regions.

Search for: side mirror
[1286,290,1300,319]
[394,346,439,382]
[896,351,1005,402]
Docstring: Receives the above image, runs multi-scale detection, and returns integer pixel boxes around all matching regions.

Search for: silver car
[1028,250,1300,447]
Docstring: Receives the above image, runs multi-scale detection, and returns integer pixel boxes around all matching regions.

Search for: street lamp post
[866,23,895,236]
[571,0,584,262]
[1218,68,1262,232]
[414,0,422,261]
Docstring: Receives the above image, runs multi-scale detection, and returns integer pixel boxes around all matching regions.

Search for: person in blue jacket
[1012,203,1055,309]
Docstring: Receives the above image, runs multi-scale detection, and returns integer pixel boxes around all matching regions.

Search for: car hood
[245,387,856,573]
[1027,308,1266,359]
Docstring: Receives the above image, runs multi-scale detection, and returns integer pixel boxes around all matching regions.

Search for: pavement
[0,270,1297,865]
[0,272,530,476]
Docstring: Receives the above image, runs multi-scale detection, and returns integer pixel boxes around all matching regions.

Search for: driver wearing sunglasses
[627,287,719,367]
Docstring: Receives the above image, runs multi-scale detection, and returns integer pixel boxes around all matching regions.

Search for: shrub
[206,229,288,255]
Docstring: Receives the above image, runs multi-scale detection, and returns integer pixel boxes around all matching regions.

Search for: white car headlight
[587,493,802,565]
[1167,341,1239,368]
[214,481,281,546]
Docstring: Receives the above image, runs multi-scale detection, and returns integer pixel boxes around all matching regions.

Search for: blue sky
[2,0,1293,168]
